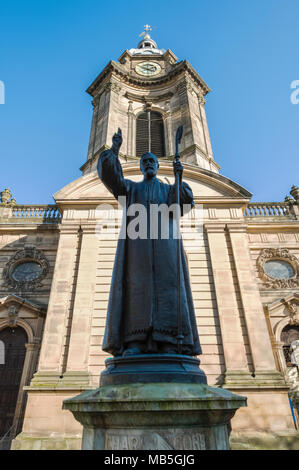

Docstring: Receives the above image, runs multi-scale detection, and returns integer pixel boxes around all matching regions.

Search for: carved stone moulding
[2,246,49,292]
[257,248,299,289]
[124,91,174,104]
[283,296,299,326]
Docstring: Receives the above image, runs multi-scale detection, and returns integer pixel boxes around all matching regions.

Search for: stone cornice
[118,49,179,65]
[54,197,251,208]
[226,224,248,233]
[204,223,226,233]
[58,224,81,234]
[124,91,174,103]
[0,224,59,231]
[246,222,299,230]
[86,60,210,97]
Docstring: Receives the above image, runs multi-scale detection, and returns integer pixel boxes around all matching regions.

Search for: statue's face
[140,153,159,178]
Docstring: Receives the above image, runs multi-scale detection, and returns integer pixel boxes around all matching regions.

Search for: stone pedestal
[63,382,247,450]
[100,354,207,386]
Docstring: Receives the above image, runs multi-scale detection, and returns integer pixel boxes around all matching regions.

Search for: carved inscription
[105,429,206,450]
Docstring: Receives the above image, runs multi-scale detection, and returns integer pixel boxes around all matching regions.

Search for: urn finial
[0,188,12,204]
[290,185,299,204]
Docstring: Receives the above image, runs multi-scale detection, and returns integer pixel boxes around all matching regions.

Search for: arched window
[136,111,165,158]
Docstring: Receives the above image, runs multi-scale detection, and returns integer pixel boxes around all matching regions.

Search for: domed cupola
[129,25,165,56]
[137,32,158,50]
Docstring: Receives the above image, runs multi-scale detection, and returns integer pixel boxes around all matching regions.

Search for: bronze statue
[97,128,201,357]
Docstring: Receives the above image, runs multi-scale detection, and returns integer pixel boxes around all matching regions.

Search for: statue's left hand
[112,128,123,154]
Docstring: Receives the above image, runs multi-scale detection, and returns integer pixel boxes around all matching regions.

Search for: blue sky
[0,0,298,203]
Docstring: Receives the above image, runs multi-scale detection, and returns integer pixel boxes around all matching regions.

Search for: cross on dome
[139,24,153,39]
[137,24,158,51]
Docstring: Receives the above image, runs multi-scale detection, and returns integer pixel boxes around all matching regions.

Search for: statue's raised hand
[112,128,123,155]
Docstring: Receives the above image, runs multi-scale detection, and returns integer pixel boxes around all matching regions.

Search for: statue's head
[140,152,159,178]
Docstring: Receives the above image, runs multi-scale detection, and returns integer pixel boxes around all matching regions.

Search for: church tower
[82,27,219,174]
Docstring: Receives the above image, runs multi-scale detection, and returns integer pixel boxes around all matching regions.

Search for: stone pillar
[31,224,80,382]
[205,223,251,385]
[227,224,286,384]
[63,224,97,386]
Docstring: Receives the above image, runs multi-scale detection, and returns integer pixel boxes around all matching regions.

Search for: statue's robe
[98,149,202,357]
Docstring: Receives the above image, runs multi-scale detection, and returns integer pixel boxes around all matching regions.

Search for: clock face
[12,262,43,282]
[135,62,161,77]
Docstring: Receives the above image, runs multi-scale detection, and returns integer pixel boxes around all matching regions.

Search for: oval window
[264,260,295,280]
[12,262,43,282]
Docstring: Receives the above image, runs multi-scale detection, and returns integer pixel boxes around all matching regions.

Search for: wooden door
[0,327,27,441]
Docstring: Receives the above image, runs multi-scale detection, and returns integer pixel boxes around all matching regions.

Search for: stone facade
[0,34,299,450]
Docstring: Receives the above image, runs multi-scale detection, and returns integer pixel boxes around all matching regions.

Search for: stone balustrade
[244,202,296,219]
[1,202,297,224]
[1,205,62,224]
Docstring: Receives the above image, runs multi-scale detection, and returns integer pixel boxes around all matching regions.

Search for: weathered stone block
[63,382,247,450]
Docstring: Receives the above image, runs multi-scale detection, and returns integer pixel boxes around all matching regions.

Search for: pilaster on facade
[64,225,97,377]
[204,223,251,383]
[126,100,135,157]
[87,96,100,161]
[205,222,288,389]
[198,93,214,162]
[226,223,288,388]
[34,226,81,377]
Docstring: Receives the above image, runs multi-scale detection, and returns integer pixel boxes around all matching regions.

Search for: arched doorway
[281,325,299,366]
[0,327,27,449]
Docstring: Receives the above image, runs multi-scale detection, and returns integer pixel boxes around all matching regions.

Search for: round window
[12,262,43,282]
[264,260,295,280]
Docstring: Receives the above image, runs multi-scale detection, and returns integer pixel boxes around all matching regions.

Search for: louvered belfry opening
[136,111,165,158]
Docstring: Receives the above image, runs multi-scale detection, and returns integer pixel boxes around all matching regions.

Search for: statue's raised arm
[97,128,131,199]
[111,128,123,157]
